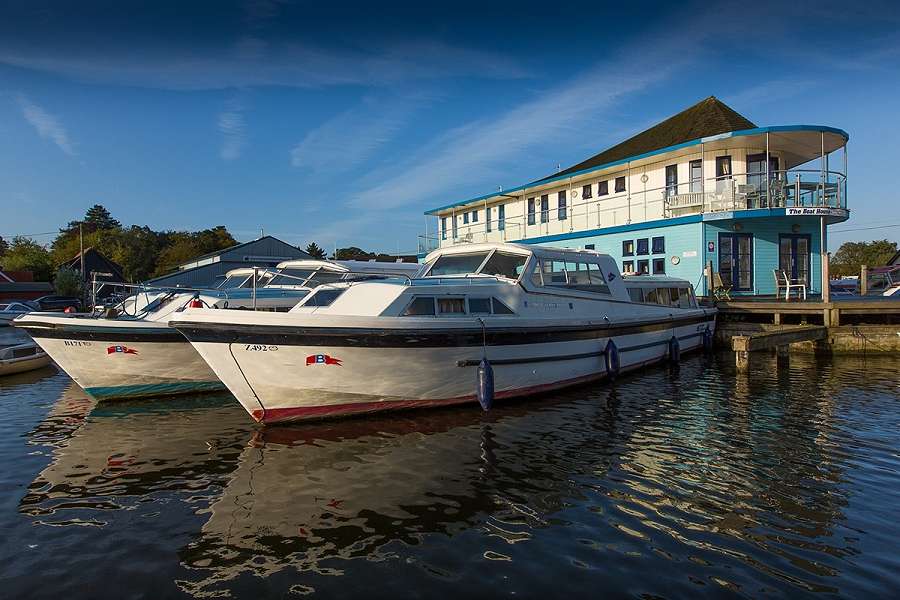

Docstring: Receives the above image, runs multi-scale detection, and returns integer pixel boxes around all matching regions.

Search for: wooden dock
[710,298,900,365]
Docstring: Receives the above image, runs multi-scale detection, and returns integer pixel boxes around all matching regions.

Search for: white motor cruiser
[170,243,716,424]
[14,259,420,400]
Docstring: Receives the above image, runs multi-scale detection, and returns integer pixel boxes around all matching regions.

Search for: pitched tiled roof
[541,96,756,181]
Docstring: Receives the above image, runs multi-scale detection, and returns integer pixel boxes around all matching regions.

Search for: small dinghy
[0,341,51,376]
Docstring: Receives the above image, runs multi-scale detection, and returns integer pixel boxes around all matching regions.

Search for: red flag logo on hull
[306,354,342,366]
[107,345,138,355]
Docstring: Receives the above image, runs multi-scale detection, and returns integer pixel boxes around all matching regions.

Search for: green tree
[334,246,373,261]
[0,236,54,281]
[54,267,83,297]
[84,204,121,230]
[153,235,201,277]
[0,236,8,256]
[831,239,898,277]
[304,242,326,259]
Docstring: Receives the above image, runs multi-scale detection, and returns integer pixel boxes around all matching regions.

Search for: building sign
[682,250,698,258]
[786,208,848,217]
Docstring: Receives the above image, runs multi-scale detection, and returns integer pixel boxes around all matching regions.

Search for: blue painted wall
[703,217,822,295]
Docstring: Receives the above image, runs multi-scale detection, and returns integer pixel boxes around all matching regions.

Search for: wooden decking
[712,298,900,327]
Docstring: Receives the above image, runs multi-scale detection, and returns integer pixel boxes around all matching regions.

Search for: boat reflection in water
[17,354,895,598]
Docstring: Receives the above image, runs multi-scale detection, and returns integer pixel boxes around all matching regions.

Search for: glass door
[719,233,753,291]
[779,234,810,285]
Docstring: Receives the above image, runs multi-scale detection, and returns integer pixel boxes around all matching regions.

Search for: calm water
[0,349,898,599]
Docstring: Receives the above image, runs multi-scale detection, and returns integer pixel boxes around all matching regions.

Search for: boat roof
[423,242,611,263]
[623,274,693,285]
[276,259,420,274]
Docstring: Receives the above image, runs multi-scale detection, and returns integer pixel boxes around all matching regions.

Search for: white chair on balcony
[774,269,806,301]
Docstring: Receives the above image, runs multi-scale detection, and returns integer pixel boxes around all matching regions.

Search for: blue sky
[1,0,898,253]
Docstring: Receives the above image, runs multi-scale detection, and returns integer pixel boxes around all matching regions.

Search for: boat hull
[0,352,52,376]
[180,315,715,423]
[15,319,223,400]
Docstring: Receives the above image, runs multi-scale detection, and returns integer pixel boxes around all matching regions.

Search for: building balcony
[664,169,847,218]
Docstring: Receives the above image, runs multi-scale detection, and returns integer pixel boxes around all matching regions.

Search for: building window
[527,198,535,225]
[637,259,649,275]
[653,258,666,275]
[598,180,609,196]
[716,155,732,179]
[615,176,626,193]
[652,236,665,254]
[463,212,469,225]
[486,207,492,233]
[441,217,447,240]
[540,194,549,223]
[689,159,702,193]
[622,240,634,256]
[582,184,593,199]
[452,216,458,239]
[665,165,678,197]
[719,232,753,291]
[498,205,506,230]
[622,260,634,273]
[636,238,649,255]
[471,210,478,223]
[558,191,567,220]
[584,244,595,250]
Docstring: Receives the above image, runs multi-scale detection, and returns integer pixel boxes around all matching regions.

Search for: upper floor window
[598,180,609,196]
[637,259,649,275]
[689,159,702,193]
[558,191,567,221]
[486,207,492,232]
[622,240,634,256]
[527,198,536,225]
[498,205,506,230]
[471,210,478,223]
[463,212,469,225]
[652,236,665,254]
[665,165,678,197]
[615,176,626,193]
[452,216,458,239]
[582,184,593,199]
[540,194,549,223]
[716,155,732,179]
[636,238,649,255]
[441,217,447,240]
[622,260,634,274]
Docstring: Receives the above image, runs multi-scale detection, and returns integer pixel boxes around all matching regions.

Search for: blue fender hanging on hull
[605,339,620,380]
[477,357,494,411]
[669,336,680,363]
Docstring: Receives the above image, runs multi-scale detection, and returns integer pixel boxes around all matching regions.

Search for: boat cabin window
[627,288,643,303]
[479,252,528,280]
[633,286,695,308]
[403,297,437,316]
[427,252,491,276]
[305,269,345,286]
[303,288,345,307]
[468,298,491,314]
[438,298,466,314]
[268,268,315,286]
[402,295,515,316]
[530,258,610,294]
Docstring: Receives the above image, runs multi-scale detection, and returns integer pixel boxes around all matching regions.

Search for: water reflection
[12,354,900,598]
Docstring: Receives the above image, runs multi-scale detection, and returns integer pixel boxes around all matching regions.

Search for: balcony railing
[421,168,847,250]
[663,169,846,217]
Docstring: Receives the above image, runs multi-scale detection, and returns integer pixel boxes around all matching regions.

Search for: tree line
[0,205,238,283]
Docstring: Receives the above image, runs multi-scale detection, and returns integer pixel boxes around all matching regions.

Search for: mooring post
[860,265,868,295]
[736,350,750,371]
[776,344,789,358]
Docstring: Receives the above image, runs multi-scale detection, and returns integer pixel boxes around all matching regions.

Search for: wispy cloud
[724,79,819,111]
[218,95,246,161]
[290,94,429,173]
[0,39,528,91]
[16,94,75,156]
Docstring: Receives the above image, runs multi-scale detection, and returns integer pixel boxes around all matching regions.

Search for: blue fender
[605,339,620,380]
[477,357,494,411]
[669,336,680,363]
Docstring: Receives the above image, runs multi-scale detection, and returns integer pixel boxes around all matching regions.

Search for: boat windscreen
[478,252,528,280]
[218,275,248,290]
[427,252,490,276]
[268,268,315,286]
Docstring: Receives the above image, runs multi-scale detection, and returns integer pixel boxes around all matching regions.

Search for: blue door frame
[779,234,811,286]
[718,232,754,292]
